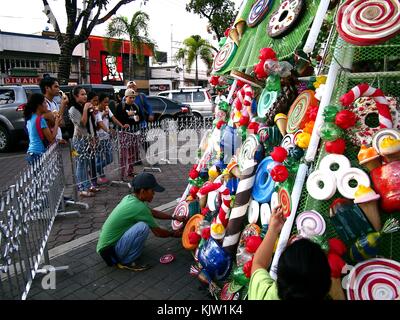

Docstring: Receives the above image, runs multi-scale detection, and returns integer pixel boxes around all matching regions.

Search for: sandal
[79,191,95,197]
[116,262,151,272]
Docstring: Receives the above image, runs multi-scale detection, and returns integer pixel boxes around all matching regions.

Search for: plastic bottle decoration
[198,238,232,281]
[329,198,374,244]
[350,218,400,262]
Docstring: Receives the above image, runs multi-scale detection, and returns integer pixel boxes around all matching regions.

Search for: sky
[0,0,243,64]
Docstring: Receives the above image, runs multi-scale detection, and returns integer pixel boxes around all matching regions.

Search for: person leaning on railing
[68,86,98,198]
[24,93,61,165]
[95,93,129,184]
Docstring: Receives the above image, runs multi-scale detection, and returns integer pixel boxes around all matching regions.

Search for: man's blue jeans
[72,138,91,192]
[114,222,150,265]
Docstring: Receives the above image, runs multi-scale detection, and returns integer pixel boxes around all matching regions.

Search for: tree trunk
[195,55,198,86]
[129,41,133,81]
[58,42,74,85]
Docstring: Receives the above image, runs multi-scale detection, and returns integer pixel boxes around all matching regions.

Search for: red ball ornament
[270,165,289,182]
[188,231,201,245]
[335,110,357,129]
[243,259,253,278]
[328,238,347,257]
[254,61,268,80]
[245,236,263,253]
[216,120,226,129]
[239,115,250,126]
[189,186,199,198]
[189,168,199,180]
[325,138,346,154]
[259,48,277,62]
[247,122,260,133]
[209,76,220,86]
[201,227,211,240]
[307,105,319,121]
[270,146,288,163]
[328,253,346,278]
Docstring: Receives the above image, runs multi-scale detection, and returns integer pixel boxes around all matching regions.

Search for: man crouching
[97,173,185,271]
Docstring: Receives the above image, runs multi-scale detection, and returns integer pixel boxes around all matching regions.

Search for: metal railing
[0,143,68,300]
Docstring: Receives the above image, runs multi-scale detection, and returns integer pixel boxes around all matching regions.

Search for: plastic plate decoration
[160,254,175,264]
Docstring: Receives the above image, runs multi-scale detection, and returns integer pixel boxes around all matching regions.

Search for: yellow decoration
[211,223,225,235]
[354,185,375,198]
[313,75,327,88]
[296,132,311,149]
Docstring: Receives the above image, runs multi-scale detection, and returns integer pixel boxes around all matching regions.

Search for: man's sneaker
[116,262,151,272]
[98,177,110,185]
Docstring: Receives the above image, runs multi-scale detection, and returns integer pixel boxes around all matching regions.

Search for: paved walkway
[23,143,212,300]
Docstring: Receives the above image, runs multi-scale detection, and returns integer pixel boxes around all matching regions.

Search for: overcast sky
[0,0,242,64]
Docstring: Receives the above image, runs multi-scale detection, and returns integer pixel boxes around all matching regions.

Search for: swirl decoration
[347,258,400,300]
[238,134,261,172]
[286,90,317,134]
[258,89,278,118]
[278,187,291,218]
[212,42,237,72]
[296,210,326,237]
[172,201,189,230]
[252,157,276,203]
[247,0,274,27]
[281,134,295,151]
[336,0,400,46]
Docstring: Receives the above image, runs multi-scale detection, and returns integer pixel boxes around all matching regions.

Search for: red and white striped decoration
[197,182,231,227]
[233,84,254,124]
[340,83,393,129]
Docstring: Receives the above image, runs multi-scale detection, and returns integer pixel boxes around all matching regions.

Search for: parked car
[0,85,42,152]
[146,96,198,128]
[157,87,213,117]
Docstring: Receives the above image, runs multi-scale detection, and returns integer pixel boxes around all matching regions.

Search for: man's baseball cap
[132,173,165,192]
[125,88,136,97]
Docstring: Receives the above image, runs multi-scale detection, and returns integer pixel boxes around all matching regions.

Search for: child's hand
[269,205,286,234]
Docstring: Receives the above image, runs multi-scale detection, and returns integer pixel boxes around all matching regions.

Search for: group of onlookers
[24,77,154,198]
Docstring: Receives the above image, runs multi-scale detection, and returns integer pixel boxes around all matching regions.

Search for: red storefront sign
[5,77,40,85]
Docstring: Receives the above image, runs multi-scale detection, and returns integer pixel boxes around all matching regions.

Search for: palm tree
[175,35,215,86]
[106,11,156,81]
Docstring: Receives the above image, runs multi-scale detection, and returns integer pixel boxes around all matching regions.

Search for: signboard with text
[5,77,40,85]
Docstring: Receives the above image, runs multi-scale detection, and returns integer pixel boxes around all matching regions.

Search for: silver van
[157,87,213,117]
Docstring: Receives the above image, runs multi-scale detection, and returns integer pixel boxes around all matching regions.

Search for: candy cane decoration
[340,83,393,129]
[232,84,254,125]
[197,182,231,227]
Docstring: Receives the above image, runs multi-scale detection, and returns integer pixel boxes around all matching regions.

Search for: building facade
[0,31,84,85]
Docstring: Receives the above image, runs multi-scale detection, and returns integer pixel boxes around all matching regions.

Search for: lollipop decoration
[212,42,237,72]
[247,0,274,27]
[252,157,276,203]
[278,187,291,218]
[296,210,326,237]
[346,258,400,300]
[286,90,318,134]
[336,0,400,46]
[172,201,190,230]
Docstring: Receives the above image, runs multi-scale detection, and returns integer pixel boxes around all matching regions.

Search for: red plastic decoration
[209,76,220,86]
[270,146,288,163]
[189,186,199,198]
[188,231,201,245]
[189,167,199,180]
[245,236,263,253]
[254,61,268,80]
[307,105,319,121]
[247,122,260,133]
[270,165,289,182]
[201,227,211,240]
[370,161,400,213]
[216,120,226,129]
[328,253,346,278]
[328,238,347,257]
[325,138,346,154]
[243,259,253,278]
[201,208,210,216]
[259,48,277,61]
[239,115,250,126]
[335,110,357,129]
[224,27,231,38]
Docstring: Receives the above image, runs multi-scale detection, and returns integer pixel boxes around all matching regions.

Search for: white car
[157,87,213,117]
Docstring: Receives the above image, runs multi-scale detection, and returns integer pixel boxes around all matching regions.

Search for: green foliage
[186,0,237,41]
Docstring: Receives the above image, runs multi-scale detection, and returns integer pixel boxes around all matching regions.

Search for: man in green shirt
[97,172,185,271]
